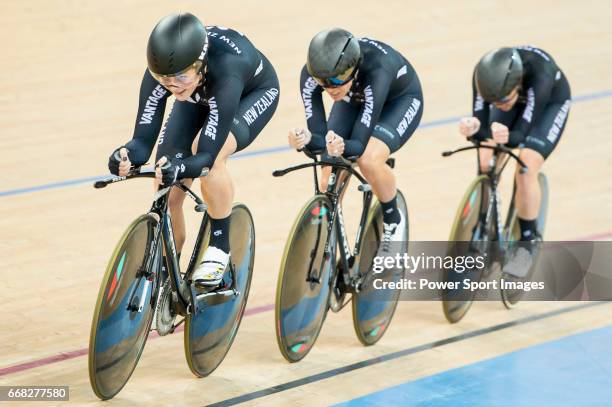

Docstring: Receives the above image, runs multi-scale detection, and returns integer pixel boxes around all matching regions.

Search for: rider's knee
[201,133,237,178]
[515,166,539,186]
[211,156,228,173]
[219,133,238,162]
[357,149,387,174]
[516,150,543,184]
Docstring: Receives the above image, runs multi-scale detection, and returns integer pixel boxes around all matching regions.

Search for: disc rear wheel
[501,173,549,308]
[352,190,408,346]
[184,204,255,377]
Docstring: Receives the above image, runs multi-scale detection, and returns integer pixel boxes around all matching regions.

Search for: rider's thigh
[194,61,279,178]
[231,55,280,153]
[371,92,424,153]
[522,99,571,160]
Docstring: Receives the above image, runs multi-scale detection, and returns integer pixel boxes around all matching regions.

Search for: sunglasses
[314,66,358,88]
[150,60,203,85]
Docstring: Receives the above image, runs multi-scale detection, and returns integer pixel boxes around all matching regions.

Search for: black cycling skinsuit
[472,46,571,159]
[124,26,279,178]
[300,37,423,157]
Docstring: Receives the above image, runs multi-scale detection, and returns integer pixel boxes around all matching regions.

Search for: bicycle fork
[475,180,504,269]
[125,216,164,314]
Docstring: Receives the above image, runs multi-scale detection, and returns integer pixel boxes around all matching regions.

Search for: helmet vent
[169,51,175,67]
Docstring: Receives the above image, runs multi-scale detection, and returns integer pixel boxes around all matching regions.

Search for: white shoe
[503,247,533,278]
[193,246,230,287]
[375,211,406,264]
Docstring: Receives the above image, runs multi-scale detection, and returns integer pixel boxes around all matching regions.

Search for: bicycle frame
[273,152,394,290]
[94,168,238,317]
[322,164,373,287]
[443,140,528,255]
[155,187,194,314]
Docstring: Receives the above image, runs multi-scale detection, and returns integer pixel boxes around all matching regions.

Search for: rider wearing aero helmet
[146,12,209,79]
[474,47,523,103]
[108,12,280,288]
[289,28,424,258]
[458,45,571,274]
[306,28,361,88]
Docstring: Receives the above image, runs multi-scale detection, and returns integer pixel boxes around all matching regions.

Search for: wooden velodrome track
[1,1,611,405]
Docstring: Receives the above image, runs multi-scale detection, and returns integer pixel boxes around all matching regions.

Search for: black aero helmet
[475,47,523,103]
[147,12,209,77]
[307,28,361,87]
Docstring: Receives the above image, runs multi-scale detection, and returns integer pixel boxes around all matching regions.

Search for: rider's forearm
[306,133,326,150]
[125,137,156,166]
[507,130,526,147]
[343,139,366,157]
[179,152,215,179]
[472,127,490,141]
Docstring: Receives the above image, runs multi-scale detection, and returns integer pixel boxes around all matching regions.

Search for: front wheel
[88,214,161,400]
[275,195,336,362]
[352,190,409,346]
[184,203,255,377]
[442,176,491,323]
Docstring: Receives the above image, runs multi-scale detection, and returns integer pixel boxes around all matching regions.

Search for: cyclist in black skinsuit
[108,13,279,287]
[289,28,424,258]
[458,46,571,273]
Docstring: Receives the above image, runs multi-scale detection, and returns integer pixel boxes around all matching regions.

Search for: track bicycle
[441,138,549,322]
[274,151,408,362]
[88,168,255,399]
